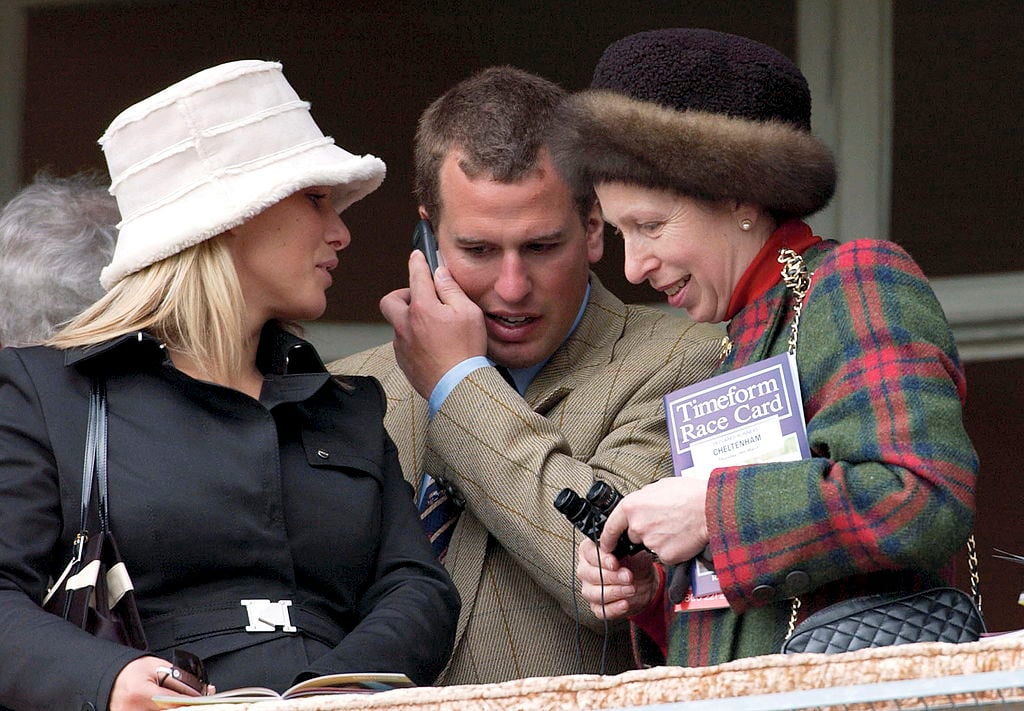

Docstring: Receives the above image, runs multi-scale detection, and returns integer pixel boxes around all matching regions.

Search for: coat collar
[63,330,167,369]
[63,322,327,377]
[722,240,834,369]
[254,323,328,376]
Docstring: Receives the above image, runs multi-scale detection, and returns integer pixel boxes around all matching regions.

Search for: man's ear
[418,205,429,221]
[585,201,605,264]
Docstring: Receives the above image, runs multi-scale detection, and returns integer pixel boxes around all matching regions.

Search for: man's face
[431,149,603,369]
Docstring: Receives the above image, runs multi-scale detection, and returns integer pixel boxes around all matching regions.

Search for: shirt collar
[504,281,591,394]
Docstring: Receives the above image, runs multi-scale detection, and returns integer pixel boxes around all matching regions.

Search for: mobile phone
[171,649,209,694]
[412,219,440,274]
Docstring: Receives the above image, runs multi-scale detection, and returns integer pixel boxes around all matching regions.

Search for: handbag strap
[777,249,810,639]
[717,248,812,364]
[967,533,982,612]
[777,248,811,355]
[79,378,110,535]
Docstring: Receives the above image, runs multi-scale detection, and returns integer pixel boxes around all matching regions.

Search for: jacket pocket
[300,433,383,483]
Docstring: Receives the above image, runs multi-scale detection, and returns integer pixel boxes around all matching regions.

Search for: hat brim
[548,90,835,218]
[100,141,384,290]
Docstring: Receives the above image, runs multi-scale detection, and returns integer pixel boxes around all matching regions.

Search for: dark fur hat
[548,29,836,218]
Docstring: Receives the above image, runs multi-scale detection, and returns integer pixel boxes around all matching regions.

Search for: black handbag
[781,586,985,654]
[42,378,148,650]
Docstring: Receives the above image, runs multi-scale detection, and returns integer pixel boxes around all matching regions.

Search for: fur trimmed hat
[548,28,835,218]
[99,59,386,290]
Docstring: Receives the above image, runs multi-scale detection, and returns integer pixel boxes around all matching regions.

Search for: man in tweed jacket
[330,67,722,684]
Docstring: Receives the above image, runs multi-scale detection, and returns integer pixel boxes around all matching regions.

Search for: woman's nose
[326,212,351,250]
[622,240,655,285]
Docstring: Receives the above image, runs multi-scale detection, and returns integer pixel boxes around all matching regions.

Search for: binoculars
[553,480,646,559]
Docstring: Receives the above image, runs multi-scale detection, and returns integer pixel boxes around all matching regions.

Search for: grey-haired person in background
[0,172,118,348]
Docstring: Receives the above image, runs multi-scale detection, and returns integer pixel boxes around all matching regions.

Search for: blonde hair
[48,237,248,384]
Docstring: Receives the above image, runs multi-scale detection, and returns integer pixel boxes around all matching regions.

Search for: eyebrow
[451,230,566,246]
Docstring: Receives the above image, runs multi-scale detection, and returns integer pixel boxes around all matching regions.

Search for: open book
[153,672,414,706]
[664,352,810,611]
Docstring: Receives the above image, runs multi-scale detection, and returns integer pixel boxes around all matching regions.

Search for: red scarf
[725,221,822,321]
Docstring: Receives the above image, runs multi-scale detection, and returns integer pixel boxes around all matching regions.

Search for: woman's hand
[599,475,711,566]
[577,540,659,620]
[109,656,203,711]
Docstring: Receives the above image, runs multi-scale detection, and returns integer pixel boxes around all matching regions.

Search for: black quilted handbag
[781,586,985,654]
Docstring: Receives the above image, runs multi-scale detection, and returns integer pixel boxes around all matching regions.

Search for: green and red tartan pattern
[667,235,978,667]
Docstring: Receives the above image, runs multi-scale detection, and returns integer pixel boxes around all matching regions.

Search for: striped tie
[418,476,461,562]
[417,366,514,561]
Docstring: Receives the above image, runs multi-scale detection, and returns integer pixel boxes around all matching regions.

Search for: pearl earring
[740,219,753,231]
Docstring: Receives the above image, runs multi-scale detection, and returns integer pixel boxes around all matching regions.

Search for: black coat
[0,326,459,711]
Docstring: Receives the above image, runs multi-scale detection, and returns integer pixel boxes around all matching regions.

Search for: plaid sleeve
[708,240,978,613]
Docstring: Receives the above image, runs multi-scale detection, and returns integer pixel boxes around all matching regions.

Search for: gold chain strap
[967,533,982,614]
[778,248,812,641]
[717,336,733,363]
[786,596,802,639]
[718,249,808,365]
[777,248,811,355]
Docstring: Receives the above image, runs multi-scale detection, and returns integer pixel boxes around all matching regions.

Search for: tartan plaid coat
[332,275,723,684]
[666,235,978,667]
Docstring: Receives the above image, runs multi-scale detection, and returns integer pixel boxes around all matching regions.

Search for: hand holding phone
[412,219,440,274]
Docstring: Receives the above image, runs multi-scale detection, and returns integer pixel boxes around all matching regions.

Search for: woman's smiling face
[595,182,767,323]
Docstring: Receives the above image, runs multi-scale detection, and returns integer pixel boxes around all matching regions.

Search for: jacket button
[752,585,775,603]
[785,570,811,595]
[316,449,329,459]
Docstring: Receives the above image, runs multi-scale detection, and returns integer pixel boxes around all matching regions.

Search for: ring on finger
[155,665,181,688]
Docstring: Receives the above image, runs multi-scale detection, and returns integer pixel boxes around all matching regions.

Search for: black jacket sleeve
[0,348,146,711]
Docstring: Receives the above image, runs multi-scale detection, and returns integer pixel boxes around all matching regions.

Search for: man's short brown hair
[414,66,594,226]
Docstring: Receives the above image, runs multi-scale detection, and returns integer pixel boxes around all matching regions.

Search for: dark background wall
[21,0,795,321]
[891,0,1022,277]
[18,0,1024,632]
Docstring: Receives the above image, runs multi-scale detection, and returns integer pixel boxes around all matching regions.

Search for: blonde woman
[0,60,458,711]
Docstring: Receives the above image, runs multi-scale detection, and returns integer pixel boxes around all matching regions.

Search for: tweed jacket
[332,275,723,684]
[665,236,978,667]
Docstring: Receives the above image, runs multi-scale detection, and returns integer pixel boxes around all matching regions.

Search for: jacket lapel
[526,275,625,413]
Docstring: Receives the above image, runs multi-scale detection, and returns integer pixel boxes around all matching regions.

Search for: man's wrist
[428,356,493,418]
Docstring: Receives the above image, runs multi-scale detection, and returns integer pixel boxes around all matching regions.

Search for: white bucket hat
[98,59,386,290]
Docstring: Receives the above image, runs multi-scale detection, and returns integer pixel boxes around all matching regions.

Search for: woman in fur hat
[0,60,458,710]
[550,29,977,666]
